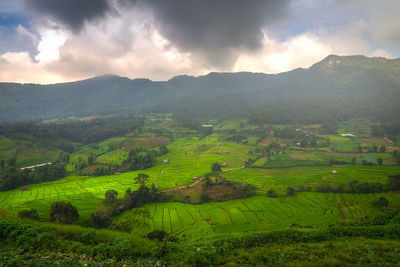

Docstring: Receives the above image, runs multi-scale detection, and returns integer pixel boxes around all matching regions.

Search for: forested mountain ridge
[1,55,400,123]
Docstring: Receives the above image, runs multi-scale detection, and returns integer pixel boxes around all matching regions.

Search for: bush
[286,187,295,197]
[147,230,168,241]
[18,209,40,221]
[50,202,79,224]
[266,189,278,198]
[372,196,389,208]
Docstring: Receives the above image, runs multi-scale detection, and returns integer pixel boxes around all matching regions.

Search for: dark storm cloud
[25,0,110,32]
[136,0,292,67]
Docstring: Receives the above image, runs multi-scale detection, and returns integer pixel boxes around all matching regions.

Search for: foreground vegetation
[1,114,400,265]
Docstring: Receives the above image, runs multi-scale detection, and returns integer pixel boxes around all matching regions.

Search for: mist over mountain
[1,55,400,123]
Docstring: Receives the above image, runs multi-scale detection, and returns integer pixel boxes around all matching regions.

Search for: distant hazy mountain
[0,55,399,123]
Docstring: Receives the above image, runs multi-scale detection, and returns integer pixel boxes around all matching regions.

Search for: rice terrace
[1,1,400,265]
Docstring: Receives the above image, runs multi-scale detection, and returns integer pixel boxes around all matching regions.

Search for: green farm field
[0,135,251,220]
[116,192,400,239]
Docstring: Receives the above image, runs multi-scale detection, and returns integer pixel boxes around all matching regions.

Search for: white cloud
[35,28,67,63]
[0,52,64,84]
[233,33,331,73]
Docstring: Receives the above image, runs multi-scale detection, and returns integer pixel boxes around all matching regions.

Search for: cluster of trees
[201,163,256,202]
[125,145,168,171]
[18,201,80,224]
[0,163,66,191]
[266,187,296,198]
[316,175,400,194]
[0,116,144,149]
[90,174,165,228]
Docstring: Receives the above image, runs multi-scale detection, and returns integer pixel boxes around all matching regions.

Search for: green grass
[0,135,251,220]
[224,165,400,194]
[115,192,400,239]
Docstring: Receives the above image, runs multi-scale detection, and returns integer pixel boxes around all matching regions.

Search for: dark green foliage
[211,162,222,174]
[200,192,210,203]
[0,164,66,191]
[388,174,400,190]
[90,208,111,229]
[316,183,345,193]
[128,153,156,171]
[103,190,119,206]
[0,116,144,144]
[147,230,168,241]
[286,186,295,197]
[18,209,40,221]
[134,173,149,186]
[266,189,278,198]
[50,202,79,224]
[372,196,389,208]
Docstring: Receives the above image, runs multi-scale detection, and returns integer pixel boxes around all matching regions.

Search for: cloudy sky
[0,0,399,84]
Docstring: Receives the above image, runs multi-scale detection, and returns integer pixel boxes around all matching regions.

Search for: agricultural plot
[0,135,61,168]
[260,150,330,168]
[117,192,400,239]
[0,136,251,219]
[224,165,400,194]
[319,135,362,153]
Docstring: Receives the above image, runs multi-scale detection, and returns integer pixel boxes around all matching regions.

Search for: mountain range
[1,55,400,123]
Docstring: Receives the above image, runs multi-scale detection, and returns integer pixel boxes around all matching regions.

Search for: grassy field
[0,135,61,168]
[115,192,400,239]
[224,165,400,194]
[0,135,251,220]
[1,119,400,244]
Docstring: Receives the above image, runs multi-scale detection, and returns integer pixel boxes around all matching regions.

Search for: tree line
[0,163,66,191]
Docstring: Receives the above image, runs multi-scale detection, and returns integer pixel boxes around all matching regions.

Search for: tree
[267,189,278,198]
[351,157,357,165]
[103,190,119,206]
[90,207,111,229]
[50,202,79,224]
[211,162,222,174]
[377,158,383,166]
[286,186,296,197]
[134,173,149,186]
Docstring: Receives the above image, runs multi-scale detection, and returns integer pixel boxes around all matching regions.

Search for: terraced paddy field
[224,165,400,194]
[116,192,400,239]
[0,136,251,220]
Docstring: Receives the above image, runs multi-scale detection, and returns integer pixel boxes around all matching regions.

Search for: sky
[0,0,399,84]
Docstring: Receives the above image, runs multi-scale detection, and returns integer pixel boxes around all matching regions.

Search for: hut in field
[193,176,198,180]
[163,158,169,164]
[22,186,29,191]
[332,170,338,175]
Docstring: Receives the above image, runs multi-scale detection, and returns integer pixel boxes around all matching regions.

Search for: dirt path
[222,165,245,172]
[161,179,201,193]
[161,165,245,193]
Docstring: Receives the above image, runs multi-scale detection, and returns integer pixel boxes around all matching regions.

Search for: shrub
[147,230,168,241]
[18,209,40,221]
[372,196,389,208]
[286,187,295,197]
[50,202,79,224]
[266,189,278,198]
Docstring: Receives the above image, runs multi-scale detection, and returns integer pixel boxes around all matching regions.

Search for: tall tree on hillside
[134,173,149,186]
